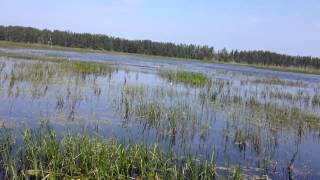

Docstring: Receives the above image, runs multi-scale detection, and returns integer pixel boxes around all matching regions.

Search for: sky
[1,0,320,57]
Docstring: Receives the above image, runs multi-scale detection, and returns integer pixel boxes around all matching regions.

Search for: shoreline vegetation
[212,60,320,75]
[0,40,319,75]
[0,126,245,179]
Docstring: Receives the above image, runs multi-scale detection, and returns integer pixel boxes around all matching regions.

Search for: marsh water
[1,48,320,179]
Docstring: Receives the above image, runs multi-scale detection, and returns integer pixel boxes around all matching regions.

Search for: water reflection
[0,56,319,179]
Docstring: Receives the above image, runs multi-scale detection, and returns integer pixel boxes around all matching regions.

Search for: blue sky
[1,0,320,57]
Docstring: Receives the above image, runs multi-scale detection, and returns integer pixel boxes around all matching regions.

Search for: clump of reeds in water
[160,71,210,87]
[59,61,113,76]
[5,60,115,88]
[312,95,320,106]
[0,61,6,71]
[250,77,307,87]
[0,127,218,179]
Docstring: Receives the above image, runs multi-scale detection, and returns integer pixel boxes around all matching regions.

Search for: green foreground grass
[0,127,233,179]
[1,40,318,75]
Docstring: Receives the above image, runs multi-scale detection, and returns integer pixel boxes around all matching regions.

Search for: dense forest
[0,26,214,60]
[0,25,319,69]
[216,49,320,69]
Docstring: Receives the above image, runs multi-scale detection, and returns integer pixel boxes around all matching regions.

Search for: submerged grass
[160,71,210,87]
[2,59,116,99]
[0,127,218,179]
[7,60,114,85]
[0,51,114,75]
[250,78,306,87]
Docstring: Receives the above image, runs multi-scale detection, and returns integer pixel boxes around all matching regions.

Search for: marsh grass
[116,84,202,138]
[59,61,113,76]
[269,91,311,104]
[250,78,306,87]
[312,95,320,106]
[0,127,217,179]
[0,61,5,70]
[160,71,210,87]
[0,51,116,77]
[6,60,114,86]
[1,52,320,178]
[245,98,320,130]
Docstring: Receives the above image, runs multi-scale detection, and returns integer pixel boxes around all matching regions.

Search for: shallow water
[0,48,320,179]
[1,47,320,83]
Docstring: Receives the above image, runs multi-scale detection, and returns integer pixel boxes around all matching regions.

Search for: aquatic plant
[250,78,306,87]
[312,95,320,106]
[0,54,320,179]
[0,128,218,179]
[160,71,210,87]
[59,61,113,76]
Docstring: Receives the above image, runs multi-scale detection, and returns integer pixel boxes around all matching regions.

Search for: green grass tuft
[0,128,218,179]
[160,71,210,87]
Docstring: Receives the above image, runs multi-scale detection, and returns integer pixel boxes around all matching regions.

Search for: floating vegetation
[160,71,210,87]
[0,127,218,179]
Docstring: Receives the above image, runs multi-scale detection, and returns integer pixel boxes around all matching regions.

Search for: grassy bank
[0,51,67,63]
[252,65,320,75]
[213,60,320,75]
[0,40,104,53]
[0,128,223,179]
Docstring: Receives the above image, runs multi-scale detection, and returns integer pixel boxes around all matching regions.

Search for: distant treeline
[216,49,320,69]
[0,25,319,69]
[0,26,214,60]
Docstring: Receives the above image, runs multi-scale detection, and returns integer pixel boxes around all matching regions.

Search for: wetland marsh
[0,47,320,179]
